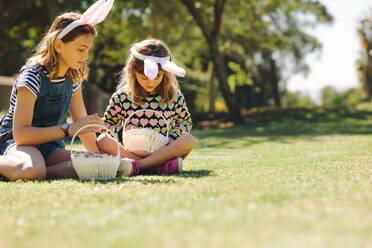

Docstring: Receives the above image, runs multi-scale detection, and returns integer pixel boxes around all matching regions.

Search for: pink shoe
[118,158,140,177]
[155,157,183,175]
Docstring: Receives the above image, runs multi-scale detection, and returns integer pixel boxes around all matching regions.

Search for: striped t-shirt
[6,65,81,120]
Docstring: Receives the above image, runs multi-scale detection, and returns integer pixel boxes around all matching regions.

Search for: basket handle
[70,124,120,159]
[122,109,170,140]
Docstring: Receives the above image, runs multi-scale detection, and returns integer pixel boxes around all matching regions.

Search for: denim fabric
[0,64,73,159]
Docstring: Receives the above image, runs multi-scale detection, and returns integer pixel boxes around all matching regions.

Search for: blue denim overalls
[0,65,73,159]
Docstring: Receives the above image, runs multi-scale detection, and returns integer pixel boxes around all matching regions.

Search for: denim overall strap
[32,68,73,158]
[32,70,73,127]
[0,115,13,155]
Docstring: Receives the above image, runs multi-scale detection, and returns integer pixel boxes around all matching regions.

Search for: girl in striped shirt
[97,39,196,176]
[0,1,114,181]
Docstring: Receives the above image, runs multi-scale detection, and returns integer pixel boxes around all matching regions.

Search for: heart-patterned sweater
[103,88,192,141]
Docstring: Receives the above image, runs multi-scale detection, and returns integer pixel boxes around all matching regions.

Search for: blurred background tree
[357,10,372,99]
[0,0,336,123]
[0,0,85,75]
[281,90,314,108]
[320,86,362,107]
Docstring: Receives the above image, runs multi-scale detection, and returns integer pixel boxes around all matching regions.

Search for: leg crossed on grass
[45,150,78,179]
[0,146,46,181]
[0,147,80,181]
[98,132,196,176]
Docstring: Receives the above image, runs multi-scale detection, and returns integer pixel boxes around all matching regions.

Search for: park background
[0,0,372,123]
[1,1,372,247]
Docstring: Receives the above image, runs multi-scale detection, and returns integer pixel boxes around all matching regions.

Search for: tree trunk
[179,0,244,124]
[207,62,216,113]
[269,58,281,108]
[209,41,244,122]
[44,0,60,22]
[365,42,372,97]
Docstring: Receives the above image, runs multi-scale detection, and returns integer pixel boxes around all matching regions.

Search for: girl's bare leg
[138,133,196,169]
[0,146,46,181]
[97,133,142,160]
[45,150,78,179]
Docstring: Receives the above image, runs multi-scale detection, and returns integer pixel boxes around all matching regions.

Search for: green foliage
[253,105,371,124]
[0,0,88,75]
[281,90,315,107]
[320,86,362,107]
[0,0,334,115]
[223,0,333,75]
[227,62,254,93]
[0,109,5,119]
[217,0,333,110]
[178,75,203,114]
[320,86,341,106]
[342,88,364,106]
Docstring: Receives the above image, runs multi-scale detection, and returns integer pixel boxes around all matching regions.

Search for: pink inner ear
[86,1,112,24]
[81,0,105,23]
[81,0,114,25]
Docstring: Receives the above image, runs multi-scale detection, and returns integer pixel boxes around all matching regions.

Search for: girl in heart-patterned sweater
[97,39,196,176]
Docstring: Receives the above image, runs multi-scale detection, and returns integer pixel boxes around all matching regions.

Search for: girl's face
[134,70,164,94]
[56,34,94,76]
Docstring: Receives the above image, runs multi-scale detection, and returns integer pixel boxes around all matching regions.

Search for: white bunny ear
[161,61,186,77]
[57,0,114,39]
[144,59,159,80]
[81,0,106,23]
[130,46,186,79]
[82,0,114,25]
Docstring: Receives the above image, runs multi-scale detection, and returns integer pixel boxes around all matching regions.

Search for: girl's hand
[69,113,105,136]
[168,138,175,145]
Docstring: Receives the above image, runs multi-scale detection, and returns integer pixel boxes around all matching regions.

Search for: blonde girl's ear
[54,39,64,54]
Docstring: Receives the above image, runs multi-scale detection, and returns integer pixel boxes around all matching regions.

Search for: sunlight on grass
[1,108,372,247]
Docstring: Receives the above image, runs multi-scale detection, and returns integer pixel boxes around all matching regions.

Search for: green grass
[2,107,372,248]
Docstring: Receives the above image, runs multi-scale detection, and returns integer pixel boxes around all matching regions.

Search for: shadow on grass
[174,169,214,178]
[67,169,214,185]
[71,177,177,185]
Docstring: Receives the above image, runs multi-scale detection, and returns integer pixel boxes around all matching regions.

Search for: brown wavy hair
[117,39,180,105]
[27,12,97,84]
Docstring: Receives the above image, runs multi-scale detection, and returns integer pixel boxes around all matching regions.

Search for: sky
[287,0,372,102]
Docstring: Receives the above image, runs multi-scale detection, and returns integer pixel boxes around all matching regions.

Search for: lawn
[1,107,372,248]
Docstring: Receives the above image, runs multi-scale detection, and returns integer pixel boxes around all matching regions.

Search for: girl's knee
[97,133,107,141]
[97,133,119,155]
[97,133,112,146]
[97,133,106,150]
[183,133,196,149]
[9,160,46,181]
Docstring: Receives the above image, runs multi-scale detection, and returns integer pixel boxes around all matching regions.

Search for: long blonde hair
[27,12,97,84]
[117,39,179,105]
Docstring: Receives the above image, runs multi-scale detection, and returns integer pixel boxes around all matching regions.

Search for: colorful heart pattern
[104,92,192,140]
[131,118,139,125]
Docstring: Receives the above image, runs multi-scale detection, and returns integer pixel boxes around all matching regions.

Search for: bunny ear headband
[130,47,186,80]
[57,0,114,39]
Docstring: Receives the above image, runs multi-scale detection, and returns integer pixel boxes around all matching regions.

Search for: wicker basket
[70,124,120,180]
[122,110,170,157]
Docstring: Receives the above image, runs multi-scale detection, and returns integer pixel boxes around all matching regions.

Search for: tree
[179,0,244,122]
[0,0,333,120]
[221,0,332,109]
[357,10,372,98]
[177,0,332,120]
[0,0,90,76]
[320,86,340,106]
